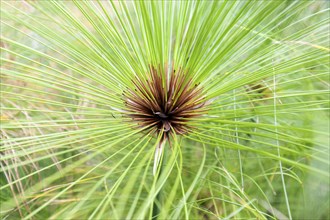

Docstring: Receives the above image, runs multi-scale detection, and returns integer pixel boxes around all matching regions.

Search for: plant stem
[152,146,165,220]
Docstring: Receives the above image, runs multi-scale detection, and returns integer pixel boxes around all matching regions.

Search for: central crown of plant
[123,65,206,142]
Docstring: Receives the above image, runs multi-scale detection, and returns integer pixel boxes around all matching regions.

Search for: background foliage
[1,1,329,219]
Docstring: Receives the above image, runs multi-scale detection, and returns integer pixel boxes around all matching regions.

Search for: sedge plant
[0,1,329,219]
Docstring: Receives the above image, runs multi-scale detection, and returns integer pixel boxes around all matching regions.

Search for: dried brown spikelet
[123,64,207,144]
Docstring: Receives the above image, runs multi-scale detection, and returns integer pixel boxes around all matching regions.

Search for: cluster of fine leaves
[1,1,329,219]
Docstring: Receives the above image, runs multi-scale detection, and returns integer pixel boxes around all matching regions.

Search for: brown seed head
[123,65,206,142]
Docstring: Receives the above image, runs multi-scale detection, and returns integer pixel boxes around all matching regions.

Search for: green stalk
[152,146,165,220]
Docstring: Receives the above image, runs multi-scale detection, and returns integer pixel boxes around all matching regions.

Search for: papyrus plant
[1,1,329,219]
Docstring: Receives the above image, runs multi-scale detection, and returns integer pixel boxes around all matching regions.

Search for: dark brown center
[123,65,206,141]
